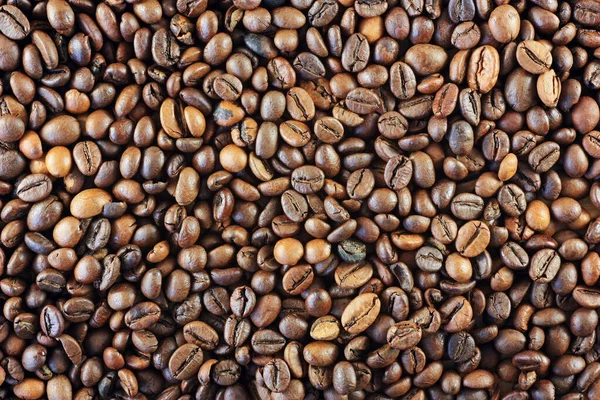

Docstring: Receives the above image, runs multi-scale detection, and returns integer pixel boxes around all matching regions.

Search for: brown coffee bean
[468,45,500,94]
[537,70,561,107]
[516,40,552,74]
[529,249,561,283]
[291,166,325,194]
[303,341,339,366]
[342,33,370,73]
[455,221,491,257]
[40,115,80,145]
[16,174,52,202]
[390,61,416,100]
[0,0,597,396]
[0,5,30,40]
[432,83,458,117]
[405,44,448,75]
[341,293,381,334]
[13,378,45,400]
[70,189,112,219]
[384,155,413,190]
[387,320,422,350]
[168,343,204,380]
[489,5,520,43]
[528,141,561,173]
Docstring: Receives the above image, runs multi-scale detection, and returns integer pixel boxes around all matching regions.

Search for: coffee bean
[387,321,422,350]
[529,249,561,283]
[498,184,527,217]
[168,343,204,380]
[40,115,80,145]
[286,87,315,121]
[252,329,286,355]
[537,70,561,107]
[222,316,250,348]
[384,155,413,190]
[307,0,338,27]
[432,83,459,117]
[451,193,484,220]
[574,0,600,27]
[341,293,381,334]
[264,358,292,393]
[342,33,370,73]
[346,88,382,114]
[124,302,161,330]
[337,239,366,263]
[405,44,448,75]
[455,221,490,257]
[70,188,112,219]
[448,0,475,23]
[16,174,52,202]
[303,341,339,366]
[390,61,417,100]
[573,285,600,308]
[452,22,480,50]
[528,141,561,172]
[0,1,597,398]
[0,5,30,40]
[40,305,64,338]
[291,165,325,194]
[468,45,500,94]
[516,40,553,74]
[448,331,476,363]
[183,321,219,350]
[282,264,313,294]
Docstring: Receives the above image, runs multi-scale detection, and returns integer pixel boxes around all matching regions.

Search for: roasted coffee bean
[455,221,490,257]
[281,189,309,222]
[468,45,500,94]
[448,0,475,22]
[342,33,370,73]
[168,343,203,380]
[387,321,422,350]
[0,5,30,40]
[0,0,597,398]
[528,248,561,284]
[16,174,52,202]
[516,40,552,74]
[498,184,527,217]
[291,165,325,194]
[40,305,65,338]
[341,293,381,334]
[337,240,366,263]
[529,141,561,172]
[390,62,417,100]
[384,155,413,190]
[448,331,476,363]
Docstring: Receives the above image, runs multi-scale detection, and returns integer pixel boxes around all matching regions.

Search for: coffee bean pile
[2,0,600,398]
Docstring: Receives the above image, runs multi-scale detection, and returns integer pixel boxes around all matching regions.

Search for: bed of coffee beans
[3,0,600,399]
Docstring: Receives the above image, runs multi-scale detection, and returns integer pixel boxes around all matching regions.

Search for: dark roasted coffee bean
[498,184,527,217]
[40,305,64,338]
